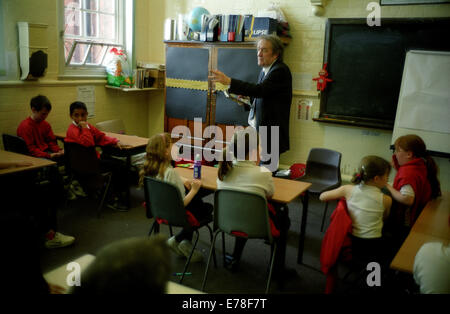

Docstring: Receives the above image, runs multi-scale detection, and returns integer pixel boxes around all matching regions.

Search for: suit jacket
[228,59,292,155]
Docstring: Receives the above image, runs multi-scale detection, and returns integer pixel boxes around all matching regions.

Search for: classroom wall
[155,0,450,190]
[0,0,152,144]
[2,0,449,191]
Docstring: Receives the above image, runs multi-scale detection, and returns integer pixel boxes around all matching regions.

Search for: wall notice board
[317,18,450,130]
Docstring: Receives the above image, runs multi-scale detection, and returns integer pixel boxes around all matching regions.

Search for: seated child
[385,134,441,251]
[320,155,392,265]
[139,132,213,262]
[17,95,64,160]
[65,101,128,211]
[216,128,286,272]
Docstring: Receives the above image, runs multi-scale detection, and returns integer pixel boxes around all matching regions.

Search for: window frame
[58,0,134,78]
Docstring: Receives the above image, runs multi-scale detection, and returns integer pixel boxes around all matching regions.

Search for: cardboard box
[244,16,278,41]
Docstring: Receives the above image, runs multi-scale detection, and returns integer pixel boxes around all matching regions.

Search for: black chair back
[2,134,29,155]
[64,142,100,176]
[302,148,342,193]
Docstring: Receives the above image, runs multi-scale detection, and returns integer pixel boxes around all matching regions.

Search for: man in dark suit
[210,35,292,172]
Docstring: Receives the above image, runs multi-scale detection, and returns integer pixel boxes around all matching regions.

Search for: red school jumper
[393,156,432,226]
[65,123,118,148]
[17,117,60,158]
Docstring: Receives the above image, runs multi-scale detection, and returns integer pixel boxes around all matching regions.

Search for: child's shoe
[167,236,184,257]
[45,231,75,249]
[178,240,203,262]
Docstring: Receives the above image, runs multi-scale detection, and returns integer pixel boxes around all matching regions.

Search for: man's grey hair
[257,34,284,62]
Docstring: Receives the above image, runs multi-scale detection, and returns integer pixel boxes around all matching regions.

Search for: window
[59,0,134,78]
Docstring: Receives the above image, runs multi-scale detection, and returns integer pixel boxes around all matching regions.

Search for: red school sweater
[65,123,118,148]
[17,117,61,158]
[393,156,432,226]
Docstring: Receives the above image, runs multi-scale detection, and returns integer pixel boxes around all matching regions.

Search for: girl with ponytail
[139,133,212,263]
[320,156,392,263]
[217,128,286,271]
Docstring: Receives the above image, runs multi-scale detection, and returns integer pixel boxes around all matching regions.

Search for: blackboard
[318,18,450,129]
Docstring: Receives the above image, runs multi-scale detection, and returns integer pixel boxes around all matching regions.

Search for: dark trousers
[174,189,213,242]
[99,157,128,199]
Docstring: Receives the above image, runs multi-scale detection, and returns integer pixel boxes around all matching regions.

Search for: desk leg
[126,155,131,209]
[277,204,289,271]
[297,191,309,264]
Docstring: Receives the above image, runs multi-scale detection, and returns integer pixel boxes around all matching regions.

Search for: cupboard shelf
[105,85,163,92]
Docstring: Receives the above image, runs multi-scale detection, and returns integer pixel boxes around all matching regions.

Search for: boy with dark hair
[16,95,74,249]
[17,95,64,160]
[65,101,128,211]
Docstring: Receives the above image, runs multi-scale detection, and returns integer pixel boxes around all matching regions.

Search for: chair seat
[297,176,340,194]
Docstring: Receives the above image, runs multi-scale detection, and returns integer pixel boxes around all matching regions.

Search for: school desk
[390,191,450,273]
[55,131,149,208]
[0,150,56,176]
[174,165,312,266]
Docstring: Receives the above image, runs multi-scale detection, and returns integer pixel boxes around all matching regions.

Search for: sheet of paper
[77,86,96,118]
[18,22,29,80]
[292,72,313,91]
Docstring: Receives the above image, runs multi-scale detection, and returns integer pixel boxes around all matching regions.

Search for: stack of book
[134,62,166,89]
[217,14,245,42]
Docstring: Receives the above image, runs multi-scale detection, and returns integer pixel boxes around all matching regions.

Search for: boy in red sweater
[17,95,64,160]
[65,101,128,211]
[16,95,74,249]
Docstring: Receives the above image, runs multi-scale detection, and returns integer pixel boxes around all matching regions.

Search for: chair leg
[63,175,74,210]
[148,221,158,236]
[222,232,226,266]
[320,201,330,232]
[97,172,112,218]
[180,230,199,284]
[206,225,217,268]
[266,242,277,294]
[201,230,220,292]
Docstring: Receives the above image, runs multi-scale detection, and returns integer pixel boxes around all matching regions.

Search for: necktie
[249,71,265,120]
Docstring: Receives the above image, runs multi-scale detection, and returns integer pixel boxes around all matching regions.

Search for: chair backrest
[305,148,342,185]
[2,134,29,155]
[143,176,188,227]
[214,189,272,242]
[95,119,126,134]
[64,142,100,176]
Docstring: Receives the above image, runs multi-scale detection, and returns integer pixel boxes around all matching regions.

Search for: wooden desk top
[390,191,450,273]
[55,131,149,150]
[390,232,448,273]
[411,191,450,239]
[175,165,311,204]
[0,150,56,176]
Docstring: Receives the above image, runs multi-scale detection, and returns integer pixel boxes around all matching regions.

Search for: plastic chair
[296,148,342,232]
[64,142,112,218]
[201,189,277,294]
[143,176,215,284]
[2,134,29,155]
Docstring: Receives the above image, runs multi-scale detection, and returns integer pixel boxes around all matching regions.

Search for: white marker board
[391,50,450,156]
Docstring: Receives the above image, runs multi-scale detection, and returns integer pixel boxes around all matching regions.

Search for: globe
[187,7,210,32]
